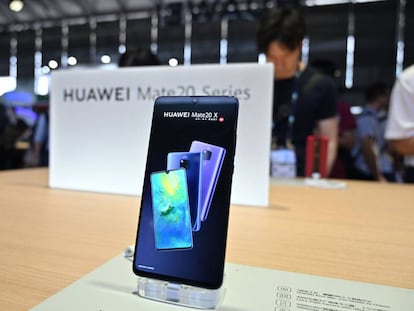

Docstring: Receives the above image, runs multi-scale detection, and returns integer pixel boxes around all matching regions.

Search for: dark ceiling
[0,0,306,30]
[0,0,157,28]
[0,0,412,93]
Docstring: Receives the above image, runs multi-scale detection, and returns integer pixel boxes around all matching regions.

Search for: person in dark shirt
[257,7,338,176]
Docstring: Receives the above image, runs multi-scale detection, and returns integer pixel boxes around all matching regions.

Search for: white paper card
[50,63,273,206]
[31,254,414,311]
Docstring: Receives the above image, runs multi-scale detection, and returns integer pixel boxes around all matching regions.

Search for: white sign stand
[50,63,273,206]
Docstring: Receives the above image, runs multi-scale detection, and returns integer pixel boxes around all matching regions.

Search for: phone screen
[151,169,193,250]
[133,96,239,289]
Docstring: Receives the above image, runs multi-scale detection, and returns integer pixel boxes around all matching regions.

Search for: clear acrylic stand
[304,172,347,189]
[124,245,225,309]
[136,277,225,309]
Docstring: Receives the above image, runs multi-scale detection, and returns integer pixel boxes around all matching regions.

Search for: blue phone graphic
[150,168,193,250]
[167,152,203,232]
[189,141,226,222]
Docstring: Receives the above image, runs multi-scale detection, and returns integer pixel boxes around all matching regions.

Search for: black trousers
[404,166,414,183]
[351,168,396,182]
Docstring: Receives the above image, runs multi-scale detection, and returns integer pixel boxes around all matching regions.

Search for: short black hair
[364,82,389,102]
[256,7,306,53]
[118,48,160,67]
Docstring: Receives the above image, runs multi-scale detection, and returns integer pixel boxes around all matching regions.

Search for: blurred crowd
[1,7,413,185]
[258,7,413,184]
[0,73,410,184]
[0,96,49,170]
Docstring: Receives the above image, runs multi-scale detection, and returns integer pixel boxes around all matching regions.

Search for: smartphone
[133,96,238,289]
[189,141,225,222]
[150,168,193,250]
[167,152,203,232]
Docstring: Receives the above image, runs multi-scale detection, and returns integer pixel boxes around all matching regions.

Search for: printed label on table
[274,285,392,311]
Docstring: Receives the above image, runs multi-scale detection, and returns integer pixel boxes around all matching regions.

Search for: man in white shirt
[385,65,414,183]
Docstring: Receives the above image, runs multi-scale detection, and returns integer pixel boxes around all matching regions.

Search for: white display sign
[50,63,273,206]
[31,255,414,310]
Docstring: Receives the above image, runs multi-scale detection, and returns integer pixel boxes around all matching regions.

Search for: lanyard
[286,70,301,145]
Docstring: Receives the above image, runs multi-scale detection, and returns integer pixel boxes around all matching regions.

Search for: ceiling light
[48,60,58,70]
[306,0,386,5]
[168,58,178,67]
[9,0,24,12]
[101,55,111,64]
[68,56,77,66]
[258,53,266,64]
[0,77,17,96]
[41,66,50,74]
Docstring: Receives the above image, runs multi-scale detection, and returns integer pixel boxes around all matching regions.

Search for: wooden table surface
[0,168,413,310]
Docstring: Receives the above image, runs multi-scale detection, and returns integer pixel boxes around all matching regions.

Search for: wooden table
[1,168,413,310]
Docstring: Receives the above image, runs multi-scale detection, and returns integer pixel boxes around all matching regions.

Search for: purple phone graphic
[189,141,226,222]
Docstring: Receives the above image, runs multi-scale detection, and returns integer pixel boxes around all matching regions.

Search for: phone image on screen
[190,141,226,222]
[133,96,238,289]
[150,168,193,250]
[167,152,203,232]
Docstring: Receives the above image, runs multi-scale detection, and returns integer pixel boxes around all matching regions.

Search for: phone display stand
[136,277,225,309]
[304,172,347,189]
[124,245,224,309]
[303,135,347,189]
[305,135,328,179]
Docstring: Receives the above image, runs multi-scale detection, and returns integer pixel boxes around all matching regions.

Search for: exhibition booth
[0,64,413,310]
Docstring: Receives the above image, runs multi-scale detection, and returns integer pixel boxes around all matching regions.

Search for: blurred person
[311,59,356,179]
[1,106,19,169]
[0,103,6,130]
[31,111,49,167]
[0,103,7,168]
[256,7,338,176]
[352,82,395,182]
[0,108,32,170]
[385,65,414,183]
[330,101,356,179]
[118,47,160,67]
